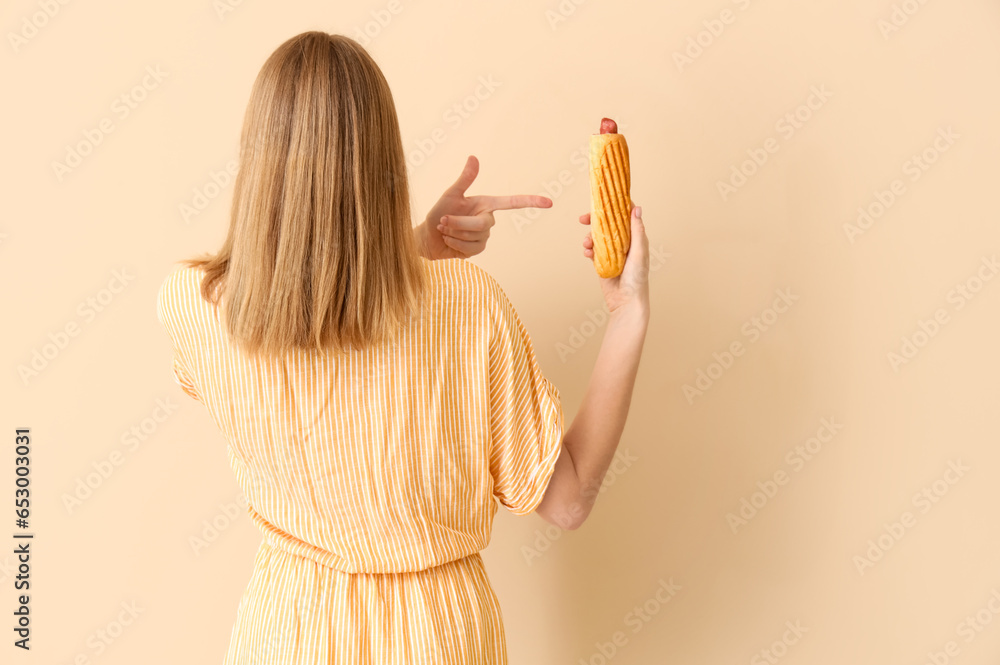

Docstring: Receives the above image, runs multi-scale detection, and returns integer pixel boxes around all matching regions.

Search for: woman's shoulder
[156,264,211,325]
[422,257,510,308]
[158,263,204,299]
[160,263,204,285]
[421,258,528,336]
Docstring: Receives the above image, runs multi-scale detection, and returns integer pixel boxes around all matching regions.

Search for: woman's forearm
[413,221,432,259]
[536,302,649,528]
[565,303,648,490]
[565,303,648,497]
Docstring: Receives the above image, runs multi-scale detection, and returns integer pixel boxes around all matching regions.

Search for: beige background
[4,0,1000,662]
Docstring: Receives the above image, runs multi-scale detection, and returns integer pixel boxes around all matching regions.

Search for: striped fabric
[155,257,564,664]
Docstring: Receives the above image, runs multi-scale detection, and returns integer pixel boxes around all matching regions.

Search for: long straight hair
[181,31,426,357]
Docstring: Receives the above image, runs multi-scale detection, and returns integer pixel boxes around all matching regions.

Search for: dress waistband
[246,504,479,575]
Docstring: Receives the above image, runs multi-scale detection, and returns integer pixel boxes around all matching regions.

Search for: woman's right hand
[580,204,650,318]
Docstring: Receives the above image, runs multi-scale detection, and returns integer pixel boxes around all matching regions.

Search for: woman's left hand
[415,155,553,259]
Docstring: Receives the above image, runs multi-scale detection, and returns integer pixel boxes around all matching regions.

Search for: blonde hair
[181,31,425,357]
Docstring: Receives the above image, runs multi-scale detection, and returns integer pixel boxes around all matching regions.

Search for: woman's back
[158,257,564,663]
[156,257,563,573]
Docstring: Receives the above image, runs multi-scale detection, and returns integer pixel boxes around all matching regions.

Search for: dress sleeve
[156,272,202,403]
[486,279,564,516]
[170,352,201,402]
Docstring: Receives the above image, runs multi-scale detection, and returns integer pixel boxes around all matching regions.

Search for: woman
[156,31,649,664]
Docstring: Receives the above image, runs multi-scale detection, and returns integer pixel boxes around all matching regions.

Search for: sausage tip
[600,117,618,134]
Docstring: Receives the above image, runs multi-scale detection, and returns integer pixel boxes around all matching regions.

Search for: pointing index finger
[478,194,553,212]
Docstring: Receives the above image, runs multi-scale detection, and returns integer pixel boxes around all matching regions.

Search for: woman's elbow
[535,496,591,531]
[534,446,597,530]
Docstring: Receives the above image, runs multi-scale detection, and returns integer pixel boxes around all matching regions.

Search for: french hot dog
[589,117,631,278]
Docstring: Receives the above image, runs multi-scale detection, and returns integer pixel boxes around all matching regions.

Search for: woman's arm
[413,222,434,259]
[534,206,650,530]
[535,305,648,530]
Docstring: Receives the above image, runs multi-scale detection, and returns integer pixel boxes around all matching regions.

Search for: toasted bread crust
[589,133,631,278]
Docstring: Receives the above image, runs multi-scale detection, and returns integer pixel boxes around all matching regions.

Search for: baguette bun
[589,132,631,278]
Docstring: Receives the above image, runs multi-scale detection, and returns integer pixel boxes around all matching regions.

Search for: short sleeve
[486,281,564,516]
[169,352,201,402]
[156,271,202,403]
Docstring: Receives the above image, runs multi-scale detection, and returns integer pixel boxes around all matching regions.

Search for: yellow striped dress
[155,257,564,664]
